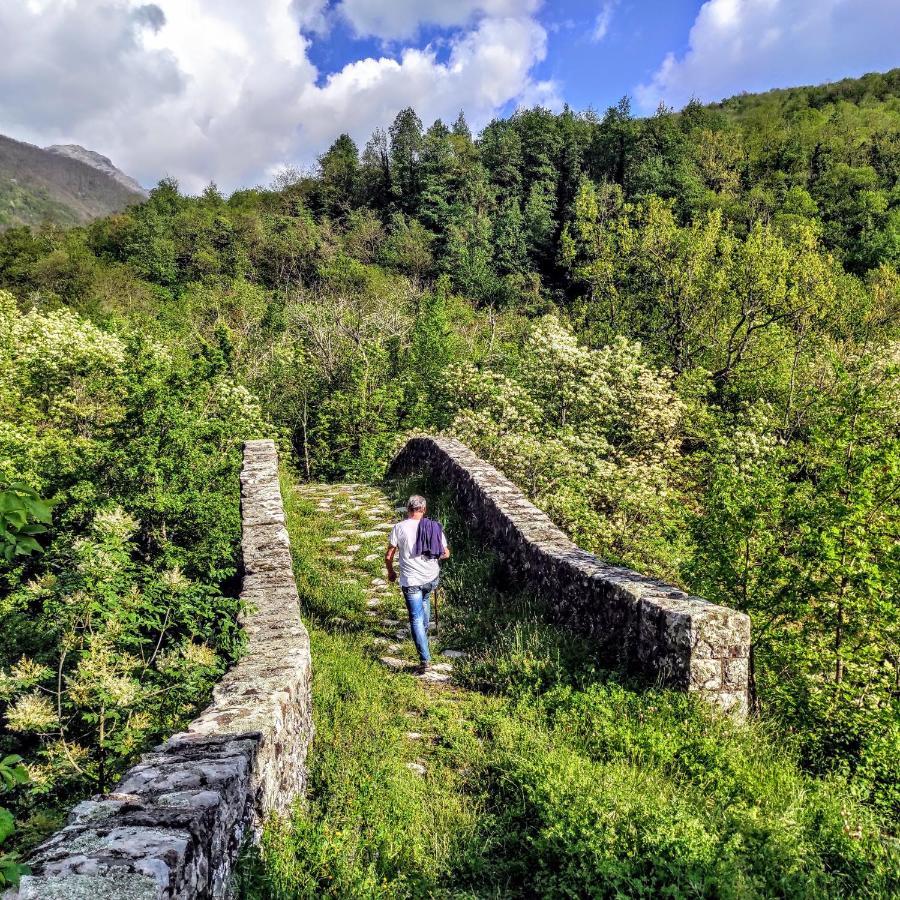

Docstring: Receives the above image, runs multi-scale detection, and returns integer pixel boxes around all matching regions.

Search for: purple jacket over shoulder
[413,517,445,559]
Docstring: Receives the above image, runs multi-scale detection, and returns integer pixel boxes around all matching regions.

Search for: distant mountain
[44,144,148,197]
[0,134,147,230]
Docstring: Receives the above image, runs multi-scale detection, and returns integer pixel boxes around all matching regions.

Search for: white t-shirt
[388,518,448,587]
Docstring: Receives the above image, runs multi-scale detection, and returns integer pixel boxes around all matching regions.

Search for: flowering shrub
[0,290,268,822]
[448,314,689,575]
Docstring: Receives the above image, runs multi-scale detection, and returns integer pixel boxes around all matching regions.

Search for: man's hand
[385,544,398,583]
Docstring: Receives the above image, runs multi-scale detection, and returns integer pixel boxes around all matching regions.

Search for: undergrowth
[234,475,899,899]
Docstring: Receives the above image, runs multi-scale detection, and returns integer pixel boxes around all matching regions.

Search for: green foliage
[389,107,424,216]
[447,314,689,576]
[0,67,898,875]
[687,353,900,814]
[0,755,28,887]
[0,484,52,562]
[0,288,264,832]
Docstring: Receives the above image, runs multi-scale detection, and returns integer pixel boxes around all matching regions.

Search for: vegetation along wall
[390,436,751,714]
[9,441,312,900]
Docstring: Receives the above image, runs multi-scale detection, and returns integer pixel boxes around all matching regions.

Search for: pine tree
[451,110,472,142]
[586,96,636,186]
[389,107,424,215]
[480,120,524,194]
[418,120,455,237]
[360,127,391,213]
[493,196,527,275]
[523,179,556,268]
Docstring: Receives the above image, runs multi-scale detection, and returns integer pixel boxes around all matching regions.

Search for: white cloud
[0,0,553,192]
[637,0,900,111]
[336,0,540,41]
[297,16,556,145]
[592,1,616,42]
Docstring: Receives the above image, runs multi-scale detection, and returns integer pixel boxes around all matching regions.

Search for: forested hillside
[0,134,146,230]
[0,68,897,891]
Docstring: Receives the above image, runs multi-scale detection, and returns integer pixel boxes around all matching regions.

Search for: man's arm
[385,544,398,582]
[440,534,450,561]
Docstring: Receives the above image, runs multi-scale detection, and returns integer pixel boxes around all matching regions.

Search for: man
[385,494,450,673]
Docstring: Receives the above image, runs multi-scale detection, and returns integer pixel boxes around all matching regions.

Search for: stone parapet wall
[11,440,312,900]
[389,436,750,716]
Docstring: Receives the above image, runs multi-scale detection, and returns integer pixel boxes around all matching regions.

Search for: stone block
[723,657,749,689]
[689,658,723,692]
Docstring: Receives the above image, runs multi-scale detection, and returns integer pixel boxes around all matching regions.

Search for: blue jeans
[401,578,437,664]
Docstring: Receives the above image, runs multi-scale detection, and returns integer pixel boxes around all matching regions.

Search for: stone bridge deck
[390,436,751,715]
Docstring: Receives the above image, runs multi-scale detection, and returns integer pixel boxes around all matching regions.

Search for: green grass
[234,475,899,899]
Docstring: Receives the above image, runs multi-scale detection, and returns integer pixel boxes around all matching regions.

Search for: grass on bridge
[233,473,898,899]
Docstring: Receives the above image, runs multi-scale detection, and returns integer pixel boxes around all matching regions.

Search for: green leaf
[0,809,14,844]
[3,510,27,529]
[29,500,53,523]
[13,537,42,556]
[0,854,29,888]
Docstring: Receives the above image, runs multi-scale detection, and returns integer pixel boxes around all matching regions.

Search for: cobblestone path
[293,481,464,686]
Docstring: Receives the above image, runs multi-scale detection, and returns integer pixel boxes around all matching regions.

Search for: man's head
[407,494,427,519]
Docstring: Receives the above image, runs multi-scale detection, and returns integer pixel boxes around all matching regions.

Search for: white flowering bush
[0,290,267,804]
[447,314,689,575]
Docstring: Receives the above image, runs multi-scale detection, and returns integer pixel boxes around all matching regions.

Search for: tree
[389,107,424,215]
[379,214,435,280]
[451,110,472,142]
[444,202,494,301]
[360,127,391,212]
[687,350,900,809]
[400,276,463,430]
[523,179,557,269]
[318,134,360,221]
[586,96,636,187]
[418,120,455,237]
[493,196,527,276]
[480,120,524,194]
[448,315,687,574]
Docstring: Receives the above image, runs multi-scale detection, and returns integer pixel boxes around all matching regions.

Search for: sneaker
[415,662,432,675]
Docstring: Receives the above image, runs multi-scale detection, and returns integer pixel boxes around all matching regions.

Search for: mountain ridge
[44,143,148,197]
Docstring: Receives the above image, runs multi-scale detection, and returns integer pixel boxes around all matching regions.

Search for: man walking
[386,494,450,673]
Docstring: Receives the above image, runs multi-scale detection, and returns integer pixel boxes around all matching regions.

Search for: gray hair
[407,494,427,513]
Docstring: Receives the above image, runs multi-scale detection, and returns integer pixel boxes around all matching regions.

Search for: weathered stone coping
[11,440,312,899]
[389,436,750,716]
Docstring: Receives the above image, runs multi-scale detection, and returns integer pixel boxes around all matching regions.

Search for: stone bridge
[389,436,750,714]
[11,436,750,899]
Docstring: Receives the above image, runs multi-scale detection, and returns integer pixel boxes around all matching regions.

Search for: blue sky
[531,0,698,112]
[1,0,898,191]
[304,1,701,117]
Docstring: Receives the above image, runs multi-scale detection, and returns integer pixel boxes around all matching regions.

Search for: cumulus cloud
[637,0,900,111]
[0,0,553,192]
[297,16,555,146]
[0,1,183,135]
